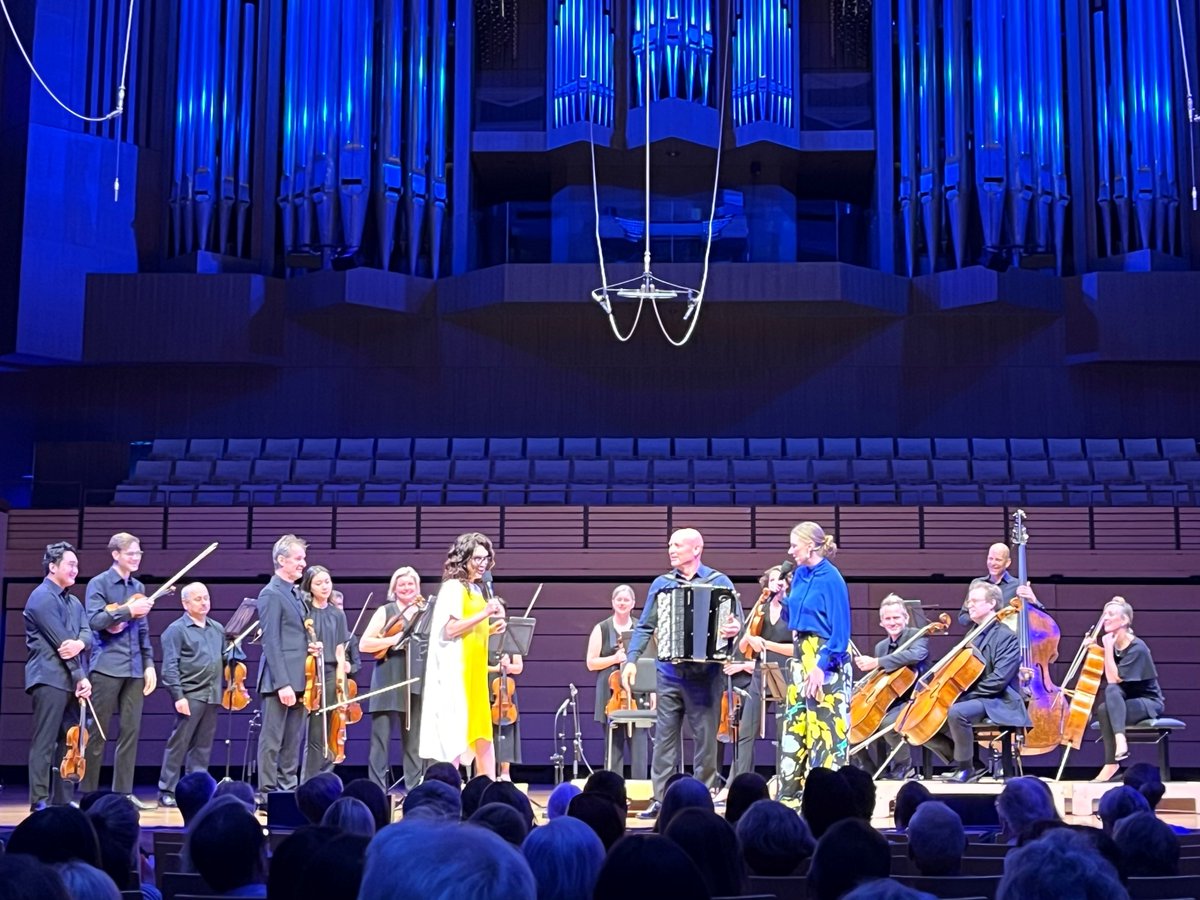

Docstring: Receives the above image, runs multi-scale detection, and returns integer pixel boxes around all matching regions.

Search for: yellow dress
[461,582,493,746]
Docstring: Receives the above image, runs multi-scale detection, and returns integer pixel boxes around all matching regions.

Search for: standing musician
[298,565,351,782]
[331,590,362,679]
[1092,598,1164,783]
[852,594,929,779]
[360,566,430,792]
[24,541,93,811]
[925,580,1029,783]
[157,582,224,808]
[488,600,524,782]
[958,543,1040,627]
[419,533,505,780]
[82,532,157,808]
[779,522,851,802]
[256,534,314,798]
[622,528,740,817]
[586,584,648,779]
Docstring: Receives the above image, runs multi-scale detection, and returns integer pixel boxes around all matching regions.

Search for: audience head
[724,772,769,824]
[995,776,1060,843]
[1123,763,1166,809]
[1097,785,1151,835]
[7,806,101,867]
[839,765,877,820]
[343,778,392,832]
[183,795,268,893]
[997,828,1124,900]
[807,817,891,900]
[567,792,625,851]
[801,767,857,839]
[359,819,536,900]
[906,801,966,876]
[480,780,535,832]
[521,817,605,900]
[461,775,493,820]
[1114,812,1180,878]
[424,762,464,791]
[843,883,939,900]
[402,779,462,822]
[83,793,142,890]
[735,799,815,876]
[175,770,218,824]
[470,803,530,847]
[54,861,120,900]
[665,808,747,897]
[593,833,710,900]
[267,826,339,900]
[321,796,377,838]
[297,772,344,824]
[546,782,581,820]
[655,775,714,833]
[213,779,258,812]
[78,789,115,812]
[300,832,370,900]
[584,769,628,811]
[0,854,71,900]
[893,780,933,831]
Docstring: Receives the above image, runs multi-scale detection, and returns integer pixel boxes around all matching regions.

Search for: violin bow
[315,677,419,714]
[84,696,107,742]
[522,584,544,619]
[145,542,220,605]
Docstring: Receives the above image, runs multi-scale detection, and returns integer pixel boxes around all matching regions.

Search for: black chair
[161,873,217,900]
[894,874,1001,899]
[746,875,806,900]
[971,724,1019,779]
[1090,717,1186,781]
[1127,874,1200,899]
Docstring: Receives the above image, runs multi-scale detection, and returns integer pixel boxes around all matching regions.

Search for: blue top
[784,558,850,673]
[627,563,737,683]
[24,578,92,691]
[86,567,154,678]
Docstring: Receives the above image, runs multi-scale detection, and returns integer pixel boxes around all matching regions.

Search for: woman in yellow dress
[419,532,505,778]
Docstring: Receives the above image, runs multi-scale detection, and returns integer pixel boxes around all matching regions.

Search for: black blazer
[962,619,1031,727]
[873,626,929,674]
[255,575,309,694]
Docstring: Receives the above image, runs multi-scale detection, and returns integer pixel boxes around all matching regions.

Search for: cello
[1052,609,1108,779]
[849,613,952,744]
[1008,509,1068,756]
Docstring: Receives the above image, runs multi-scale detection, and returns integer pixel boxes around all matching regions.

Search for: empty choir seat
[185,438,225,460]
[299,438,337,459]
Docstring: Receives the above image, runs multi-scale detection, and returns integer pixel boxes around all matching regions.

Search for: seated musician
[852,594,929,779]
[587,585,649,780]
[924,580,1029,783]
[1092,597,1164,783]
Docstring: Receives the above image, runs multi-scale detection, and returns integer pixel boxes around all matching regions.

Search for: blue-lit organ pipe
[1094,11,1114,255]
[375,0,403,269]
[1153,0,1176,252]
[278,0,299,255]
[917,0,940,274]
[196,0,220,251]
[972,0,1007,251]
[942,0,967,267]
[1003,0,1032,251]
[897,0,917,275]
[1028,1,1050,250]
[219,0,241,255]
[236,4,255,254]
[407,0,429,274]
[1127,0,1153,248]
[429,0,449,278]
[1106,0,1130,252]
[551,0,615,130]
[338,0,372,253]
[731,0,794,129]
[311,0,338,249]
[170,0,192,255]
[632,0,714,105]
[1043,0,1068,268]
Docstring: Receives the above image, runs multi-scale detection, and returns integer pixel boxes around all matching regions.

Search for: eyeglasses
[121,551,144,558]
[471,554,491,562]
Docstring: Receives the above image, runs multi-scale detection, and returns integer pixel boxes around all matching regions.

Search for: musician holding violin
[298,564,352,782]
[1091,597,1164,783]
[488,600,524,781]
[24,541,93,812]
[156,582,225,807]
[82,533,157,807]
[360,566,431,792]
[923,580,1030,783]
[587,584,649,779]
[851,594,929,780]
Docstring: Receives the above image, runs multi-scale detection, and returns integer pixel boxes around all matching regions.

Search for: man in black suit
[256,534,314,797]
[852,594,929,779]
[926,580,1029,782]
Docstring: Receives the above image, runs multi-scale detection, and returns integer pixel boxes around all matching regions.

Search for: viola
[490,673,518,725]
[328,705,349,765]
[334,663,362,725]
[221,660,251,711]
[849,613,952,744]
[59,698,88,784]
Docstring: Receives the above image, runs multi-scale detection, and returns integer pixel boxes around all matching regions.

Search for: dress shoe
[126,794,157,811]
[941,766,986,784]
[636,800,661,820]
[159,793,177,808]
[885,766,918,781]
[29,801,47,813]
[1115,750,1130,762]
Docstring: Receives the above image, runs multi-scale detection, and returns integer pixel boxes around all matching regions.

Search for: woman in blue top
[778,521,852,802]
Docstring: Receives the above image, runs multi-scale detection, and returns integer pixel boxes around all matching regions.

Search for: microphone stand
[550,694,569,785]
[568,683,593,780]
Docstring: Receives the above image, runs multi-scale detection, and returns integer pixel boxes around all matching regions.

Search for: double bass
[849,613,952,744]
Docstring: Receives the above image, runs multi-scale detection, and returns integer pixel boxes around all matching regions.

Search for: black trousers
[650,671,723,801]
[28,685,78,806]
[82,672,145,794]
[258,692,306,793]
[368,700,427,791]
[925,698,991,766]
[157,699,219,793]
[1096,683,1163,764]
[302,709,336,783]
[606,723,650,780]
[725,680,763,782]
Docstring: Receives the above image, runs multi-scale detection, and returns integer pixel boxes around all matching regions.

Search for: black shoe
[159,793,177,808]
[941,765,987,784]
[885,766,918,781]
[126,794,156,811]
[29,801,47,813]
[636,800,661,820]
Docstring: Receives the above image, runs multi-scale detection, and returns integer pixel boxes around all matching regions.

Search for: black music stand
[220,598,259,783]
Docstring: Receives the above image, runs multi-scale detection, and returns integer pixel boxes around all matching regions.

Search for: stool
[1090,717,1186,781]
[972,724,1020,779]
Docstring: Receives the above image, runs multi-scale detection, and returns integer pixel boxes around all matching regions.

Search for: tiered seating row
[114,436,1200,507]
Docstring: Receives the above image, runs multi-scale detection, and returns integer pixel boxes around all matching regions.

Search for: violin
[743,586,771,660]
[104,586,174,635]
[221,660,251,711]
[849,613,952,744]
[302,620,323,713]
[60,698,88,784]
[717,688,743,744]
[328,705,349,765]
[371,598,428,660]
[490,664,518,726]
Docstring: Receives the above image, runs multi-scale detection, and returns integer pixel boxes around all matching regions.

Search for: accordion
[655,585,739,663]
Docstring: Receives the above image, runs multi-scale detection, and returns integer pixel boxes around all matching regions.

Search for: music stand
[760,661,788,704]
[489,616,536,659]
[220,598,259,783]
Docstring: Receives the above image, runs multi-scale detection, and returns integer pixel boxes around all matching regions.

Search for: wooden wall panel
[82,507,165,551]
[166,508,251,551]
[332,508,418,550]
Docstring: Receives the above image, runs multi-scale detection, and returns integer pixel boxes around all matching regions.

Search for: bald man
[623,528,741,815]
[157,582,226,807]
[958,543,1040,627]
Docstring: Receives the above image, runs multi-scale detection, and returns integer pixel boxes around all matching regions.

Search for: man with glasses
[83,532,157,806]
[924,580,1028,783]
